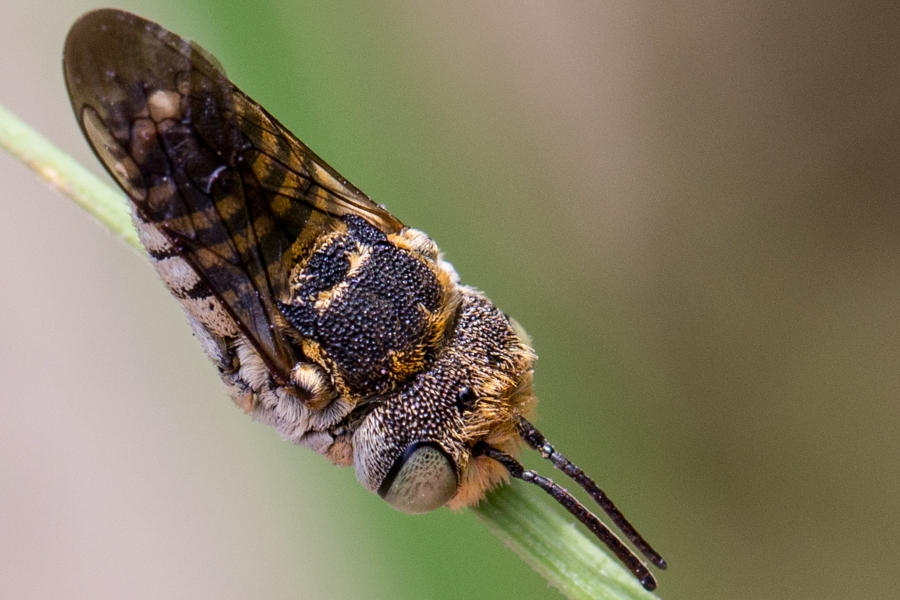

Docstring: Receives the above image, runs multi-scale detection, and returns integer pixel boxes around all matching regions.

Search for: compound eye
[378,442,458,514]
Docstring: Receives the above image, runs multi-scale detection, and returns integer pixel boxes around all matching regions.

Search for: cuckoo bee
[63,9,666,590]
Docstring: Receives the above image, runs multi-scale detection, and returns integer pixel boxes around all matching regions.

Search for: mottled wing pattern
[63,9,403,385]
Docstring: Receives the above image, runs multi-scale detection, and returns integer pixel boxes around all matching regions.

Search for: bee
[63,8,666,590]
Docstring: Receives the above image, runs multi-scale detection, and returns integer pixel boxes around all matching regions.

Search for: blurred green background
[3,1,900,598]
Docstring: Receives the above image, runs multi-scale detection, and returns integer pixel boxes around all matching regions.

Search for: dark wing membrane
[63,9,403,384]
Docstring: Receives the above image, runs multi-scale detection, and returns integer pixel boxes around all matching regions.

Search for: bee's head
[351,377,533,514]
[349,296,538,514]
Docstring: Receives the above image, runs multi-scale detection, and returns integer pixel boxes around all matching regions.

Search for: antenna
[517,416,667,569]
[477,417,666,591]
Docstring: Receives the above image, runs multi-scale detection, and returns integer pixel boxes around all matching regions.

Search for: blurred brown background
[3,1,900,598]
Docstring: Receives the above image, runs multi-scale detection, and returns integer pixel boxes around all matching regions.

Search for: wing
[63,9,403,385]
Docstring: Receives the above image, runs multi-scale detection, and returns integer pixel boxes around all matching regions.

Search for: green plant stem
[474,484,660,600]
[0,102,140,249]
[1,101,661,600]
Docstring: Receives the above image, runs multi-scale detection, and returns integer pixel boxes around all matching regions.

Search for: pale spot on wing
[147,89,182,122]
[129,118,158,165]
[81,105,146,201]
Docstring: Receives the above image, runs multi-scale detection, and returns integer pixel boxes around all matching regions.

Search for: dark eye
[378,442,458,514]
[455,387,477,412]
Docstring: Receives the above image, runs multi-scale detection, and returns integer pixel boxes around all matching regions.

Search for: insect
[63,8,666,590]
